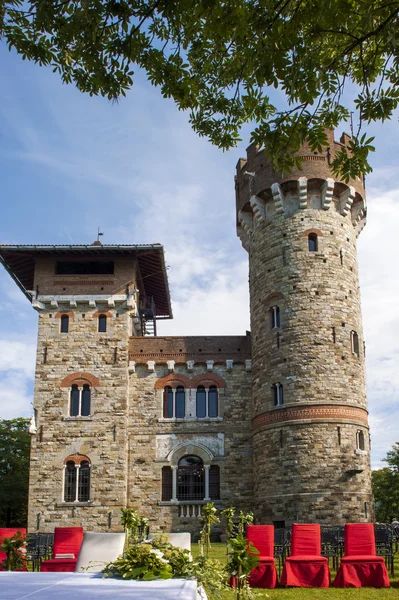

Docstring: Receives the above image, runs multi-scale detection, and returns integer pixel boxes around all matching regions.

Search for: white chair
[147,532,191,553]
[75,532,125,573]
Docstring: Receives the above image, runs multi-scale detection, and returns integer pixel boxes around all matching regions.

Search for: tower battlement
[235,134,367,251]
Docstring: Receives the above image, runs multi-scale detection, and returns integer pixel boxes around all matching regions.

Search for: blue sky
[1,46,398,470]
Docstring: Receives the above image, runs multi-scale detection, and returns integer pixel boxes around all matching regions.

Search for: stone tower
[235,130,373,524]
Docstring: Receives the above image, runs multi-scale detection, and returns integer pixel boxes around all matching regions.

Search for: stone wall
[235,139,373,525]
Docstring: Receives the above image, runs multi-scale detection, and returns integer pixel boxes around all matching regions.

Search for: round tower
[236,130,373,525]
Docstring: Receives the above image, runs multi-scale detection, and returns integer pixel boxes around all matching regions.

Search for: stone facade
[0,131,373,535]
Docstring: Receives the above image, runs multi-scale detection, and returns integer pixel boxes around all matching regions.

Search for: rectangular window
[56,261,114,275]
[209,466,220,500]
[161,466,173,501]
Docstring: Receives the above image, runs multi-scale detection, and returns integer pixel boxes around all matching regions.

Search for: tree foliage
[0,418,30,527]
[372,442,399,523]
[2,1,398,178]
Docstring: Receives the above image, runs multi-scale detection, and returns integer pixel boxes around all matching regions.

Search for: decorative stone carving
[206,360,214,372]
[147,360,155,372]
[226,360,233,371]
[128,361,136,374]
[186,360,195,371]
[167,360,175,372]
[245,359,252,372]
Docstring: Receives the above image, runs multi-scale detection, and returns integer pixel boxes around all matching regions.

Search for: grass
[191,543,399,599]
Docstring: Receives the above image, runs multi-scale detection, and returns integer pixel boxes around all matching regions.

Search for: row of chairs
[247,523,391,588]
[273,524,395,576]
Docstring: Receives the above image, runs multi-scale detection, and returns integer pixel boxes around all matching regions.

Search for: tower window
[70,384,91,417]
[308,233,318,252]
[269,306,280,329]
[98,314,107,332]
[351,331,360,357]
[177,456,204,501]
[272,383,284,407]
[64,456,90,502]
[60,314,69,333]
[357,430,365,451]
[208,386,219,418]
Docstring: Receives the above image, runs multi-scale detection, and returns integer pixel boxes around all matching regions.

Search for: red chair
[247,525,277,588]
[280,524,330,587]
[40,527,83,572]
[0,528,27,571]
[334,523,390,588]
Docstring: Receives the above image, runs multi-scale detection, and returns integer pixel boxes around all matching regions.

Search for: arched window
[269,306,280,329]
[98,314,107,333]
[163,386,174,418]
[177,456,204,501]
[63,456,90,502]
[196,386,206,418]
[308,233,318,252]
[175,386,185,418]
[357,430,365,451]
[208,386,218,418]
[351,331,360,357]
[64,461,76,502]
[60,314,69,333]
[272,383,284,407]
[70,385,91,417]
[78,460,90,501]
[81,385,91,416]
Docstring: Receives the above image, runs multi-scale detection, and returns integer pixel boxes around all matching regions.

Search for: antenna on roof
[97,228,104,242]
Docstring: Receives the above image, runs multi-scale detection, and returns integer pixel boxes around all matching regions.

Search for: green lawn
[191,543,399,599]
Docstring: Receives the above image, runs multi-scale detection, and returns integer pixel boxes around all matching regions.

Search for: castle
[0,130,373,534]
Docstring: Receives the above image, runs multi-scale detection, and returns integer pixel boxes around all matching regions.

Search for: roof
[0,244,172,318]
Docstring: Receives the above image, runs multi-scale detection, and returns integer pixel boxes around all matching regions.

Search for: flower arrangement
[102,509,227,598]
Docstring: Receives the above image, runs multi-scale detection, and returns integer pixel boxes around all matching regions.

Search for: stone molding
[63,453,91,465]
[154,372,227,390]
[252,404,369,430]
[92,310,113,319]
[54,311,75,319]
[60,372,101,388]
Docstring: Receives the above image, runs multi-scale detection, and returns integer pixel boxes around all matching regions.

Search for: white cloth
[0,572,207,600]
[75,532,125,572]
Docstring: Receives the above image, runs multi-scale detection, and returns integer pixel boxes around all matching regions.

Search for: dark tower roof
[0,244,172,318]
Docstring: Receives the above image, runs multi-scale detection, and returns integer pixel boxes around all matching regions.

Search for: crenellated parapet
[235,133,367,250]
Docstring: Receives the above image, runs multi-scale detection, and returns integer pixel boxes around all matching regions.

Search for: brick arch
[265,292,285,305]
[64,453,91,465]
[154,373,191,390]
[302,228,323,237]
[190,373,227,388]
[92,311,113,319]
[60,372,101,388]
[55,311,75,319]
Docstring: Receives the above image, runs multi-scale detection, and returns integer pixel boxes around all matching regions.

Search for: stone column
[171,466,178,503]
[204,465,211,501]
[74,464,80,502]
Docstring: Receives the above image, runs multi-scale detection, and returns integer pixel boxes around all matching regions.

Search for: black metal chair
[274,527,290,578]
[374,525,395,576]
[321,526,340,571]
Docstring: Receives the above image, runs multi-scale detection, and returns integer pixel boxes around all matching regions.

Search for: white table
[0,572,207,600]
